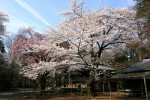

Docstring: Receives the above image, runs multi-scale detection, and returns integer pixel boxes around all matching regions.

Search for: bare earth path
[0,91,147,100]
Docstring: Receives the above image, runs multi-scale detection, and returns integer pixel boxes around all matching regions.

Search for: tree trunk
[40,75,47,90]
[136,47,142,62]
[87,75,95,98]
[39,72,48,90]
[58,76,61,87]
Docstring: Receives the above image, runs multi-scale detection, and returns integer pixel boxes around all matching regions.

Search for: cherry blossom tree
[13,27,77,90]
[12,27,43,64]
[46,0,138,97]
[14,0,138,92]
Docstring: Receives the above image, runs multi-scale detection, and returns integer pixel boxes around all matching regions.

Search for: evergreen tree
[135,0,150,34]
[0,39,5,53]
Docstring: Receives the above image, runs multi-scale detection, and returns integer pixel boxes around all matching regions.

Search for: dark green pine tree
[135,0,150,34]
[0,39,5,53]
[135,0,150,59]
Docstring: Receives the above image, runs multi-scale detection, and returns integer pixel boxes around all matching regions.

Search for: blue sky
[0,0,135,34]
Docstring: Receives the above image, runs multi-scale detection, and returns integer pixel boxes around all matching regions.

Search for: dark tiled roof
[112,59,150,79]
[122,59,150,73]
[112,71,150,79]
[97,65,115,71]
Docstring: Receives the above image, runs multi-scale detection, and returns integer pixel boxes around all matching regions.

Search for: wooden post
[103,82,105,93]
[71,79,73,94]
[69,73,71,87]
[143,77,148,100]
[108,82,112,100]
[117,81,119,91]
[141,81,144,95]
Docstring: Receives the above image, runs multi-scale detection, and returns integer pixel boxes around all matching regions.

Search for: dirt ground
[50,96,146,100]
[0,91,147,100]
[49,94,146,100]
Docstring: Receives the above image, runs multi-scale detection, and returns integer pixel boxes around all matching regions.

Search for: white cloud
[5,14,28,33]
[5,14,44,34]
[14,0,50,26]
